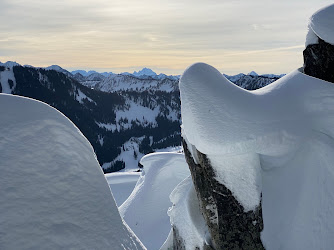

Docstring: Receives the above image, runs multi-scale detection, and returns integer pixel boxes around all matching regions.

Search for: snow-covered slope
[119,152,190,249]
[105,171,141,206]
[45,65,72,77]
[0,61,283,173]
[0,94,145,250]
[93,74,179,93]
[180,62,334,249]
[0,66,16,93]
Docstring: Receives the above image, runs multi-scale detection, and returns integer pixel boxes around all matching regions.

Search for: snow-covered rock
[309,3,334,45]
[0,94,145,250]
[304,4,334,84]
[119,152,190,249]
[180,61,334,249]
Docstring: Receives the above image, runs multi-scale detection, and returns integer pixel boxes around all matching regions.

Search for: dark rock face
[182,139,264,250]
[303,38,334,83]
[172,226,186,250]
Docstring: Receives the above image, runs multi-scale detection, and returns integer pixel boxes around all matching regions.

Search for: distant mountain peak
[45,65,72,77]
[0,61,21,68]
[247,71,258,76]
[45,65,63,71]
[133,68,157,77]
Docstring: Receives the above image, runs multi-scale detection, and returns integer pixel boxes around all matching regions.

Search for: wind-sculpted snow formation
[180,61,334,249]
[309,3,334,45]
[0,94,145,250]
[119,152,190,250]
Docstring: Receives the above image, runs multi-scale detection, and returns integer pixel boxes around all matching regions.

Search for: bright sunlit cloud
[0,0,332,75]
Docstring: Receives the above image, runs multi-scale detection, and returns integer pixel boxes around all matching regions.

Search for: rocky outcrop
[182,139,264,250]
[303,38,334,83]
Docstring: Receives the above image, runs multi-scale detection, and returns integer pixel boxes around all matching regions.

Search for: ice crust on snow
[180,62,334,248]
[119,152,190,250]
[0,94,144,250]
[309,3,334,45]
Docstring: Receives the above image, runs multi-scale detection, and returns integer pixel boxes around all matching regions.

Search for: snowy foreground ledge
[180,63,334,249]
[0,94,144,250]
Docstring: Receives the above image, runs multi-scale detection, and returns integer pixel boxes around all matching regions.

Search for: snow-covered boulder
[304,4,334,83]
[119,152,190,249]
[180,60,334,249]
[0,94,145,250]
[309,3,334,45]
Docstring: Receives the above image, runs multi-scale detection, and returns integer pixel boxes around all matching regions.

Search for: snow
[309,3,334,45]
[116,100,160,128]
[95,73,178,93]
[105,171,141,206]
[3,61,20,68]
[305,27,319,47]
[97,100,161,133]
[261,132,334,249]
[0,67,16,94]
[209,153,262,212]
[164,176,210,250]
[45,65,72,77]
[180,62,334,248]
[247,70,258,76]
[0,94,145,250]
[119,152,190,249]
[133,67,157,77]
[75,88,95,104]
[96,121,117,132]
[110,137,145,171]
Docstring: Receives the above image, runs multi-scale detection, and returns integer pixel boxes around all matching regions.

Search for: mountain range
[0,61,284,172]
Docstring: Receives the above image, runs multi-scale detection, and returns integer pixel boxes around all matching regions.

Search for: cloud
[0,0,333,74]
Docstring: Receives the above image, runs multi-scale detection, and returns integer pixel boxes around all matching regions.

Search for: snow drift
[0,94,144,250]
[180,62,334,249]
[119,152,190,249]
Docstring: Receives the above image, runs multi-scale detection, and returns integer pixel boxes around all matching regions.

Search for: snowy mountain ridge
[0,61,283,173]
[0,64,182,173]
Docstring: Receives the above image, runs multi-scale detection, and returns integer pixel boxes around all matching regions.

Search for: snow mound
[119,152,190,249]
[180,62,334,248]
[309,3,334,45]
[0,94,145,250]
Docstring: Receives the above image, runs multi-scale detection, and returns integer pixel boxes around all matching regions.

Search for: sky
[0,0,333,75]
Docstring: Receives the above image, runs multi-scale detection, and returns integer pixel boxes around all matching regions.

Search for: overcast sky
[0,0,332,75]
